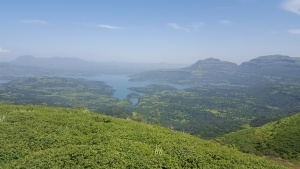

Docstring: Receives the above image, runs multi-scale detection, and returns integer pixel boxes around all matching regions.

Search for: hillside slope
[0,104,287,168]
[130,58,238,85]
[216,113,300,164]
[238,55,300,79]
[130,55,300,86]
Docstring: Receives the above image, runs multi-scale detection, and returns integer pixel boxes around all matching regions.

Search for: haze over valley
[1,0,300,168]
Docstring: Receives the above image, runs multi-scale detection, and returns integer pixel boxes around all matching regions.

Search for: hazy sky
[0,0,300,64]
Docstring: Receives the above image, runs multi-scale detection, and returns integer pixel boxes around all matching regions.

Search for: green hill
[129,58,238,85]
[0,104,287,168]
[216,113,300,164]
[130,55,300,86]
[238,55,300,79]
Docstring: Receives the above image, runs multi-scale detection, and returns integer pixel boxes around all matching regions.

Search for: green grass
[0,104,288,168]
[216,113,300,164]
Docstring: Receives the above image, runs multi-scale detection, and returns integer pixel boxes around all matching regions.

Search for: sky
[0,0,300,64]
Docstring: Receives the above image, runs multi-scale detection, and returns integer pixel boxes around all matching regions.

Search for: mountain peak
[255,55,291,60]
[186,58,238,73]
[241,55,299,66]
[238,55,300,78]
[202,57,220,61]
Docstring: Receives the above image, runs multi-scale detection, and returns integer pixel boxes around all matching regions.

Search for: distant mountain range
[0,55,188,80]
[130,55,300,86]
[9,55,187,75]
[2,54,300,85]
[238,55,300,78]
[185,58,238,73]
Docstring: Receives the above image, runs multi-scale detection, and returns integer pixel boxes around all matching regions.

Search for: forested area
[1,76,300,139]
[0,76,131,111]
[129,83,300,138]
[1,56,300,141]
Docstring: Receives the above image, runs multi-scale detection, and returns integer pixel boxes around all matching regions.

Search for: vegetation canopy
[0,104,288,168]
[216,113,300,164]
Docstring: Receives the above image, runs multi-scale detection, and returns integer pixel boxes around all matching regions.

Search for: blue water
[0,75,191,106]
[83,75,154,99]
[82,74,191,105]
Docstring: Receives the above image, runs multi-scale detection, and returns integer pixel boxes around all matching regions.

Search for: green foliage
[127,56,300,138]
[130,83,300,139]
[130,58,238,85]
[131,111,146,123]
[0,104,287,168]
[2,76,300,139]
[0,76,131,112]
[216,113,300,164]
[131,55,300,86]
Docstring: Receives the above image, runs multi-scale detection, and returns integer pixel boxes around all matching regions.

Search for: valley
[2,1,300,168]
[0,55,300,168]
[1,55,300,139]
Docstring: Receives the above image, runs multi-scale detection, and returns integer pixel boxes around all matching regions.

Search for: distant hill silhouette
[237,55,300,80]
[130,55,300,85]
[185,58,238,73]
[10,55,187,75]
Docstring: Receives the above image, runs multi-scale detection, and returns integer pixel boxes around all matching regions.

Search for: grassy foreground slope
[216,113,300,164]
[0,105,287,168]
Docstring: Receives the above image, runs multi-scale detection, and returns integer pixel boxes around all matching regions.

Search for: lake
[83,75,153,99]
[82,74,191,105]
[0,75,191,106]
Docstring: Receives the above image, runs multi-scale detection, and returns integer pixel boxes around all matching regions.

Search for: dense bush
[216,113,300,164]
[0,104,287,168]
